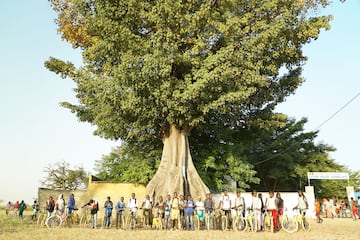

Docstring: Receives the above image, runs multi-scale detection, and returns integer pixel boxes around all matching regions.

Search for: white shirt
[252,196,262,210]
[56,198,65,212]
[235,197,245,210]
[222,195,231,210]
[128,198,138,211]
[196,201,205,211]
[298,196,308,210]
[143,199,152,209]
[266,196,277,210]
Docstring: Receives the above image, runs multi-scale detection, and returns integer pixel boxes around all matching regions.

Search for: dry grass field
[1,211,359,240]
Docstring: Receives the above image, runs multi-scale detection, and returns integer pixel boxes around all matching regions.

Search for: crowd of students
[5,191,360,230]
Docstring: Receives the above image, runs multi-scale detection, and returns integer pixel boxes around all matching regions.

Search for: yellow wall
[38,176,146,218]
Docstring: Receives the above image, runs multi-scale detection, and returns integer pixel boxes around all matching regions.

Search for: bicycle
[193,211,200,231]
[232,210,247,232]
[102,211,113,229]
[80,207,92,228]
[64,208,80,228]
[126,208,138,230]
[204,209,215,230]
[152,214,163,230]
[141,208,153,229]
[281,209,298,233]
[295,209,311,232]
[36,208,47,227]
[218,209,229,231]
[179,212,185,230]
[263,211,274,233]
[246,209,258,232]
[45,211,64,228]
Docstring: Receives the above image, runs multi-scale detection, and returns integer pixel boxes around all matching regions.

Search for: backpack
[91,202,99,214]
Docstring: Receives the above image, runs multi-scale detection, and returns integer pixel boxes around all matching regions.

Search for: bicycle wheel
[178,215,183,230]
[281,216,298,233]
[221,216,227,231]
[126,215,135,230]
[72,213,80,225]
[193,215,200,231]
[205,214,210,230]
[301,217,311,231]
[80,214,91,228]
[278,214,283,231]
[234,216,247,232]
[37,212,46,227]
[46,215,62,228]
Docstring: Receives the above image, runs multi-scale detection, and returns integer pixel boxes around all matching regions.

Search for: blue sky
[0,1,359,204]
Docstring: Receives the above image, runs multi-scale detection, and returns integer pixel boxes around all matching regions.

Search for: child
[315,198,323,223]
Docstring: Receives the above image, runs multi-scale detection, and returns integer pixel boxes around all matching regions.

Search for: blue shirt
[185,200,194,214]
[104,200,113,213]
[116,201,125,215]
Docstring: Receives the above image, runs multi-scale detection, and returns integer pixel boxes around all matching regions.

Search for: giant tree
[46,0,334,200]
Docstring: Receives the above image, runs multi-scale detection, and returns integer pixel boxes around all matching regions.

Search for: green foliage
[46,0,333,142]
[40,161,89,190]
[47,0,348,193]
[95,144,161,185]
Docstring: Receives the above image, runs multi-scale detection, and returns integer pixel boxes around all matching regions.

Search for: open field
[1,211,359,240]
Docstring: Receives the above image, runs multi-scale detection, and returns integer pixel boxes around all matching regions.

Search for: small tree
[40,161,88,190]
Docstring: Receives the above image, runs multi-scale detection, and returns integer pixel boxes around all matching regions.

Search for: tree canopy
[46,0,332,141]
[40,161,89,190]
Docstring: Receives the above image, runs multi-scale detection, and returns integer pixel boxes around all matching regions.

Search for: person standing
[32,200,40,220]
[265,191,278,231]
[276,192,284,217]
[204,193,215,229]
[14,201,19,217]
[46,196,55,218]
[165,194,172,229]
[82,199,98,229]
[314,198,323,223]
[293,190,308,216]
[251,190,262,231]
[141,195,153,228]
[339,200,347,218]
[155,196,166,229]
[350,197,360,220]
[90,199,99,229]
[67,193,76,218]
[6,201,11,215]
[218,189,232,229]
[56,194,66,217]
[185,195,195,230]
[195,196,205,229]
[170,192,180,230]
[115,197,125,229]
[18,200,27,218]
[104,196,113,228]
[128,192,138,227]
[258,193,265,230]
[234,191,246,218]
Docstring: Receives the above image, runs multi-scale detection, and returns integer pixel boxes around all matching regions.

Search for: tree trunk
[145,124,209,201]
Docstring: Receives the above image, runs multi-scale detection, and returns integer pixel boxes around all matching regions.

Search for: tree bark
[145,124,209,201]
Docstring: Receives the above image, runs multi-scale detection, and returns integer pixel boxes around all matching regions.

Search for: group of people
[8,190,359,231]
[5,200,28,218]
[95,190,286,231]
[314,196,360,222]
[45,193,78,225]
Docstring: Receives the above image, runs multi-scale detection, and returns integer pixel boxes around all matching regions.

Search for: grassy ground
[0,211,359,240]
